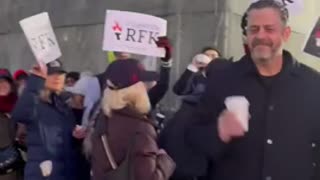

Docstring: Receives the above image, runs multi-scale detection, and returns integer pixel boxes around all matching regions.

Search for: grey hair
[246,0,289,26]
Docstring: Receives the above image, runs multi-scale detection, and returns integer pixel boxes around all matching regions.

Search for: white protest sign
[20,12,62,64]
[103,10,167,58]
[251,0,303,16]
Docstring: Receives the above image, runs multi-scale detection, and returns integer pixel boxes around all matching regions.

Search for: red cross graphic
[112,22,122,32]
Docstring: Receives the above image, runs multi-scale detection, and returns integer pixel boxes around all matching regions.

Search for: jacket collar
[46,91,70,106]
[237,50,300,77]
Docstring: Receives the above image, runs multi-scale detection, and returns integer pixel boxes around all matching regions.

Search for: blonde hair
[101,81,151,117]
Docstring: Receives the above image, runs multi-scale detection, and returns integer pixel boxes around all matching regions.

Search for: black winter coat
[184,50,320,180]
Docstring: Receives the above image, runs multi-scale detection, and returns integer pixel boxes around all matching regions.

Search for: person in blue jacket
[12,60,79,180]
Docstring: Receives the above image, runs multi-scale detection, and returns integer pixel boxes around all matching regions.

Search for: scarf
[0,93,17,113]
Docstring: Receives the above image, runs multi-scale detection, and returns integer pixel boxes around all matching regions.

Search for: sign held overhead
[20,12,62,64]
[103,10,167,58]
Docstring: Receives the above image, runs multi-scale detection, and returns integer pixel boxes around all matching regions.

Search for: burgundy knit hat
[13,69,29,81]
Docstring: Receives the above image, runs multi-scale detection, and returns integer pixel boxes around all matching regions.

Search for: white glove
[76,125,84,131]
[193,54,211,65]
[40,160,53,177]
[188,54,211,72]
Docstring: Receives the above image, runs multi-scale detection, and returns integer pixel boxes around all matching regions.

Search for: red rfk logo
[113,22,122,32]
[112,21,159,44]
[112,21,122,40]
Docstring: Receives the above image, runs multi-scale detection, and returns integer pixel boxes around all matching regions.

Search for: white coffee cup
[225,96,250,132]
[40,160,53,177]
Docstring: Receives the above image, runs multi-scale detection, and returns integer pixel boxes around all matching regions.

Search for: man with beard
[181,0,320,180]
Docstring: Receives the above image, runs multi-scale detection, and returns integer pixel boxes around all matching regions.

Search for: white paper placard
[20,12,62,64]
[103,10,167,58]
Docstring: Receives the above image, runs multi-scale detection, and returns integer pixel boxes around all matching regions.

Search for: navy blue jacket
[12,75,78,180]
[173,59,232,105]
[173,69,207,105]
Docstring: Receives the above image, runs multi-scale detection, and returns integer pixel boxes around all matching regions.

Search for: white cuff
[161,60,173,68]
[187,64,199,73]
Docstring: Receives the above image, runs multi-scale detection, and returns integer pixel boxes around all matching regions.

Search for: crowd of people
[1,1,320,180]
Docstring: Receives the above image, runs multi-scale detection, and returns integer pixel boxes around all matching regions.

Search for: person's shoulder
[111,111,156,136]
[293,61,320,92]
[295,61,320,80]
[206,57,243,81]
[135,118,157,139]
[206,58,233,77]
[111,113,158,150]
